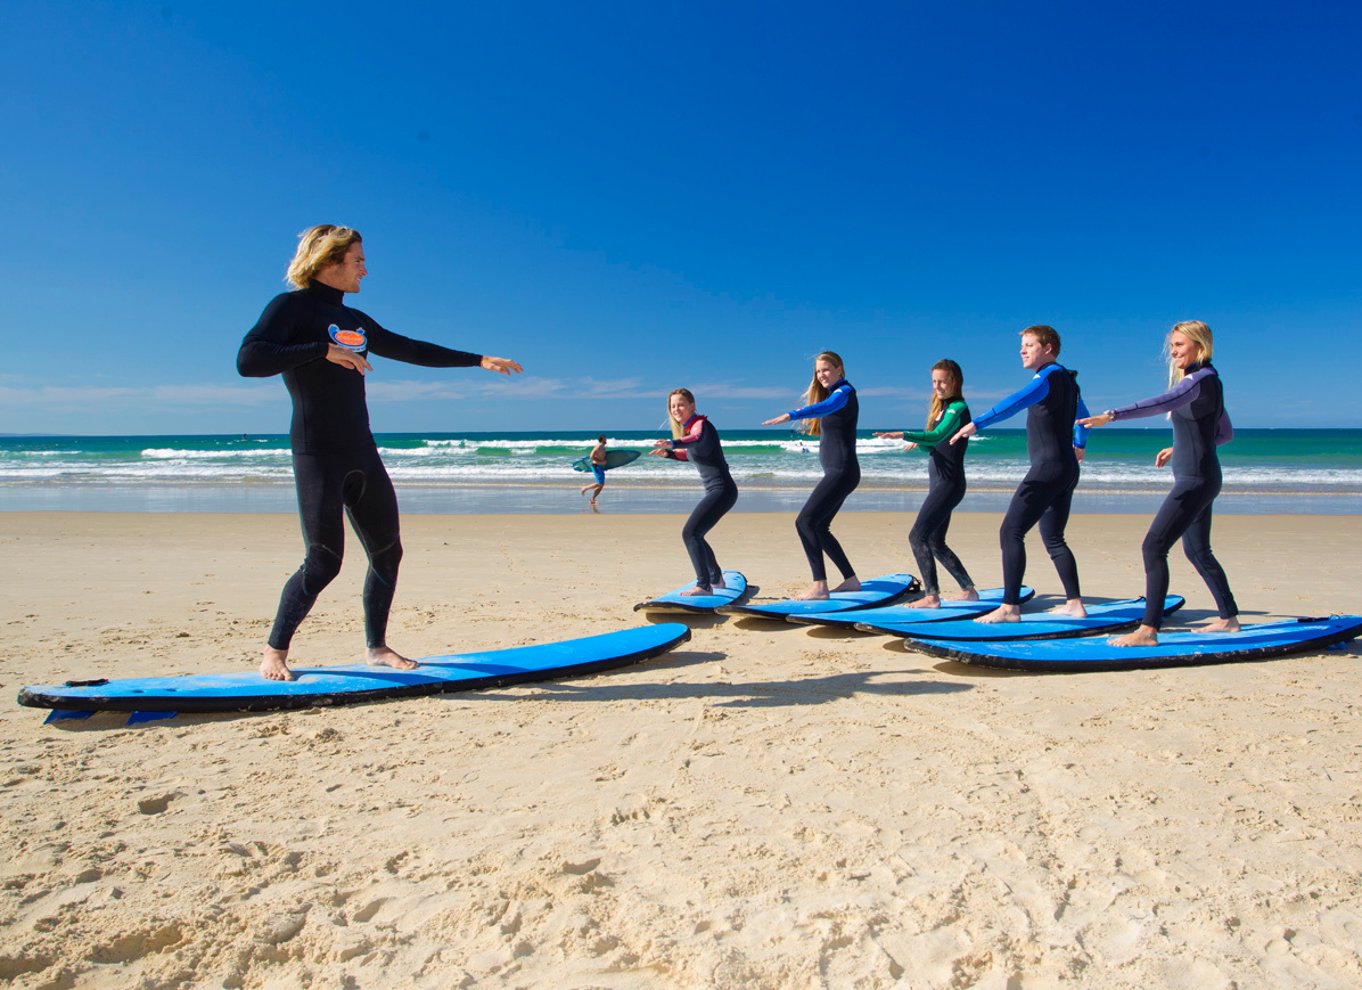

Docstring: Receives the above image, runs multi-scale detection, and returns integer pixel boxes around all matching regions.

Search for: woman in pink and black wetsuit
[651,388,739,597]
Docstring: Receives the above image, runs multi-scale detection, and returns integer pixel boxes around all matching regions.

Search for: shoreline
[4,511,1362,987]
[4,480,1361,515]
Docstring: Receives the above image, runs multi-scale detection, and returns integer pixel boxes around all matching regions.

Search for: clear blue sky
[3,1,1359,434]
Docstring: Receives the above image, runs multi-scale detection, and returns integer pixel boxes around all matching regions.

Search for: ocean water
[1,429,1359,514]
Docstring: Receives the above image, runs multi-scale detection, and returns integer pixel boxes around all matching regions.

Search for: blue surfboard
[785,586,1033,628]
[717,573,919,618]
[866,595,1183,640]
[17,623,692,717]
[634,570,750,614]
[904,616,1362,671]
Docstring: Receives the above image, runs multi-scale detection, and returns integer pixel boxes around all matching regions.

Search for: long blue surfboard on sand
[903,615,1362,671]
[18,624,692,718]
[786,586,1033,628]
[868,595,1183,640]
[571,449,641,472]
[717,573,919,618]
[634,570,750,614]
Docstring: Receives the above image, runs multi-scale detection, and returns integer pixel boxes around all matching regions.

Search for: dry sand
[2,510,1361,989]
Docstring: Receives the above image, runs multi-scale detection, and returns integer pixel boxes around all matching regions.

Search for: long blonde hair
[1166,320,1214,387]
[667,387,696,439]
[926,359,964,431]
[798,351,844,437]
[286,225,362,289]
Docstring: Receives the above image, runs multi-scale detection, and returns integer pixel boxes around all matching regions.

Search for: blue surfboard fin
[45,709,95,724]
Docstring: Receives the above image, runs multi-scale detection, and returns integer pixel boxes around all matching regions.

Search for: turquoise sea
[1,429,1359,514]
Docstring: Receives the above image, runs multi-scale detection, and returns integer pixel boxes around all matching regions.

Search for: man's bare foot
[1202,617,1241,633]
[794,581,830,601]
[579,485,590,496]
[680,585,713,597]
[916,594,942,609]
[1109,625,1159,647]
[946,588,980,601]
[260,647,295,682]
[367,646,419,671]
[830,576,861,593]
[974,605,1022,624]
[1049,599,1087,618]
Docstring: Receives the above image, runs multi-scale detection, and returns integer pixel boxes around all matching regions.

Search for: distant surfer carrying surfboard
[1078,320,1239,646]
[950,326,1090,623]
[874,359,979,609]
[579,435,608,506]
[237,225,522,681]
[762,351,862,600]
[651,389,739,596]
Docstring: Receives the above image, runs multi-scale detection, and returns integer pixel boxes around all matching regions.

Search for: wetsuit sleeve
[1073,393,1091,449]
[788,384,851,421]
[364,318,483,368]
[971,372,1052,432]
[236,294,329,377]
[901,402,967,447]
[1215,409,1234,446]
[1108,368,1212,421]
[672,417,719,461]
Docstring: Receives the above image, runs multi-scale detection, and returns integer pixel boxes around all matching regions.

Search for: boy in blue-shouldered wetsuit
[951,325,1090,624]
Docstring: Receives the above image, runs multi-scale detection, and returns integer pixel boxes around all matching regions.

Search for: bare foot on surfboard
[1202,617,1241,634]
[794,581,830,600]
[946,588,980,601]
[974,605,1022,624]
[915,594,942,609]
[260,647,296,682]
[1048,599,1087,618]
[367,646,419,671]
[679,585,713,597]
[830,576,862,593]
[1108,626,1159,647]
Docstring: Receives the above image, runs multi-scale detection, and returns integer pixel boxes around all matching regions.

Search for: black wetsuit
[901,401,975,596]
[662,415,739,591]
[237,281,482,650]
[972,363,1090,606]
[788,381,860,583]
[1110,362,1238,628]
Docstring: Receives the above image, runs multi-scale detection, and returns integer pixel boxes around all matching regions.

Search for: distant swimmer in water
[762,351,861,600]
[651,389,739,596]
[579,435,608,506]
[950,325,1090,623]
[237,224,522,681]
[1079,320,1239,646]
[874,359,978,609]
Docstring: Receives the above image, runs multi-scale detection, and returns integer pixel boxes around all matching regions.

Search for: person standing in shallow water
[1078,320,1239,645]
[874,359,978,609]
[237,225,522,681]
[762,351,861,601]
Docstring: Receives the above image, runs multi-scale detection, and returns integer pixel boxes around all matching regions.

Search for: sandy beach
[2,509,1361,989]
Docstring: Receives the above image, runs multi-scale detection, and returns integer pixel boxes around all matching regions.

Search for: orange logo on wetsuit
[328,324,368,351]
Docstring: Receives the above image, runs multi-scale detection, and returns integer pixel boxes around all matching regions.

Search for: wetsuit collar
[684,414,706,429]
[305,280,346,306]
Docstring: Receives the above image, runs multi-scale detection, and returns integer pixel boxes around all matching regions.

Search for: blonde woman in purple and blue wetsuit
[1079,320,1239,646]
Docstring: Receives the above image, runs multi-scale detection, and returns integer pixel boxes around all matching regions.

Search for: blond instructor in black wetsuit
[237,225,522,681]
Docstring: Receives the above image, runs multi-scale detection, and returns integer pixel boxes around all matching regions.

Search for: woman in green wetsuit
[874,359,978,608]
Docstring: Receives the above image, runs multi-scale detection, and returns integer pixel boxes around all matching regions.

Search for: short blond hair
[285,225,362,289]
